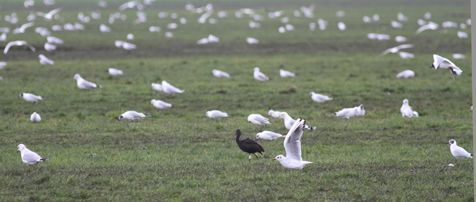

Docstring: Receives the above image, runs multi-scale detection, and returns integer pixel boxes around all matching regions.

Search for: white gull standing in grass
[74,74,100,89]
[279,69,295,78]
[18,144,47,165]
[253,67,269,81]
[335,104,365,119]
[247,114,270,125]
[310,91,332,103]
[400,99,419,118]
[212,69,230,78]
[151,99,172,110]
[206,110,228,119]
[30,112,41,123]
[118,111,146,121]
[161,81,184,94]
[108,68,124,77]
[449,139,472,160]
[20,92,42,103]
[256,131,284,140]
[396,70,415,79]
[39,54,54,65]
[275,119,312,169]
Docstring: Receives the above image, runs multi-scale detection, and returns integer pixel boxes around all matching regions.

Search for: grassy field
[0,0,473,201]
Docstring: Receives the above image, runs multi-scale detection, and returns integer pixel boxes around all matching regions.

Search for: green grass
[0,0,473,201]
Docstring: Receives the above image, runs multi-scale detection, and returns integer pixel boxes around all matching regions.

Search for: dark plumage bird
[235,129,264,161]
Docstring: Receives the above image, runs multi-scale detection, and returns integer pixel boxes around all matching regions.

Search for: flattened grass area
[0,0,473,201]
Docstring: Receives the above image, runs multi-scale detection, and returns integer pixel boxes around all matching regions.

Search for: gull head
[17,144,26,151]
[274,154,285,161]
[448,139,456,145]
[73,73,81,80]
[117,115,124,120]
[253,67,260,72]
[403,99,409,105]
[19,93,24,98]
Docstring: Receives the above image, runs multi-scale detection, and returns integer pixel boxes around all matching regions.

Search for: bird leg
[253,153,259,158]
[248,154,252,161]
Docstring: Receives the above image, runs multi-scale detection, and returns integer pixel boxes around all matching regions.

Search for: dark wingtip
[40,158,48,161]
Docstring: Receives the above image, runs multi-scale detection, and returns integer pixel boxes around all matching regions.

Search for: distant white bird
[275,119,312,169]
[20,92,42,103]
[449,139,472,159]
[253,67,269,81]
[18,144,47,165]
[256,131,284,140]
[432,54,463,76]
[161,81,184,94]
[206,110,228,119]
[452,53,465,60]
[310,91,332,103]
[73,74,100,89]
[246,37,259,45]
[4,40,36,54]
[335,104,365,119]
[0,33,7,42]
[151,83,163,92]
[398,51,414,59]
[118,111,146,121]
[381,44,414,55]
[395,35,407,43]
[38,54,54,65]
[337,22,346,31]
[47,36,63,44]
[247,114,270,125]
[30,112,41,123]
[277,112,315,130]
[396,70,415,79]
[416,21,438,34]
[400,99,419,118]
[99,24,111,32]
[391,21,402,29]
[108,68,123,77]
[279,69,295,78]
[0,61,7,69]
[13,22,34,34]
[44,42,56,52]
[212,69,230,78]
[151,99,172,110]
[268,109,285,118]
[127,33,134,40]
[37,8,61,20]
[457,31,468,39]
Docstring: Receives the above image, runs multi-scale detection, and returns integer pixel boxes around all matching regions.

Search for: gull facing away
[396,70,415,79]
[30,112,41,123]
[212,69,230,78]
[256,131,284,140]
[449,139,472,159]
[4,40,36,54]
[206,110,228,119]
[310,91,332,103]
[18,144,47,165]
[247,114,270,125]
[151,99,172,110]
[253,67,269,81]
[74,74,100,89]
[400,99,419,118]
[275,119,312,169]
[335,104,365,119]
[235,129,264,161]
[268,109,285,118]
[38,54,54,65]
[431,54,463,76]
[161,81,184,95]
[20,92,42,103]
[108,68,124,77]
[118,111,146,121]
[279,69,295,78]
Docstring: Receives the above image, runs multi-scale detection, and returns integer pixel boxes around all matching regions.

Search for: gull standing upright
[449,139,472,159]
[431,54,463,76]
[30,112,41,123]
[310,91,332,103]
[247,114,270,126]
[17,144,47,165]
[20,92,42,103]
[400,99,419,118]
[38,54,54,65]
[253,67,269,81]
[74,74,100,89]
[275,119,312,169]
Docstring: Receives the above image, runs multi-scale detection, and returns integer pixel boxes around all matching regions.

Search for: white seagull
[151,99,172,110]
[38,54,54,65]
[279,69,295,78]
[30,112,41,123]
[400,99,419,118]
[206,110,229,119]
[310,91,332,103]
[247,114,270,125]
[253,67,269,81]
[381,44,413,55]
[212,69,230,78]
[335,104,366,119]
[18,144,47,165]
[161,81,184,94]
[275,119,312,169]
[20,92,42,103]
[278,112,315,130]
[4,40,36,54]
[396,70,415,79]
[73,74,100,89]
[118,111,146,121]
[37,8,61,21]
[108,68,124,77]
[268,109,285,118]
[431,54,462,76]
[256,131,284,140]
[449,139,472,159]
[151,83,163,92]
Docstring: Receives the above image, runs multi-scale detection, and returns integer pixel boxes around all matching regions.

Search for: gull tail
[40,158,48,162]
[303,161,313,164]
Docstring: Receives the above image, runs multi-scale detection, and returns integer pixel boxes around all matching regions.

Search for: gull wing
[23,150,41,163]
[283,119,305,161]
[453,146,471,157]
